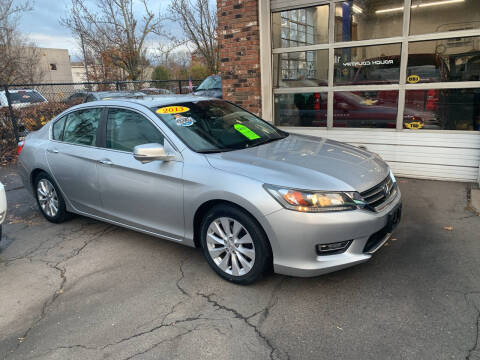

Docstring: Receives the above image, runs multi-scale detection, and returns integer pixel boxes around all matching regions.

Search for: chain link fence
[0,79,204,162]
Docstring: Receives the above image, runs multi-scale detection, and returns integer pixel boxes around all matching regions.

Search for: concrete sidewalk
[0,166,479,360]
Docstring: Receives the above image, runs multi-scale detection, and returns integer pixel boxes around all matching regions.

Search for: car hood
[205,134,389,193]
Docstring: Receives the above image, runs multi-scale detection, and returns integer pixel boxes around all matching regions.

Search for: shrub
[0,101,76,163]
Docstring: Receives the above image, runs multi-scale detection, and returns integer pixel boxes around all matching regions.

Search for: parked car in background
[18,96,401,284]
[193,75,222,98]
[0,182,6,241]
[0,89,48,109]
[64,91,146,105]
[140,88,173,95]
[276,91,439,129]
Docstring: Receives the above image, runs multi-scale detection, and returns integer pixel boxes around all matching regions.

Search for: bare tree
[168,0,218,74]
[61,0,164,81]
[0,0,45,84]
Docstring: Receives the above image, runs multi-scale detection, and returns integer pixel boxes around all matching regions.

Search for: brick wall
[217,0,262,116]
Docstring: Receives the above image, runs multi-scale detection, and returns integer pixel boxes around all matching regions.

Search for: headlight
[264,185,364,212]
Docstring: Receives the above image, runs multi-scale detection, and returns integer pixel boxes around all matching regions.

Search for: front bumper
[264,189,402,277]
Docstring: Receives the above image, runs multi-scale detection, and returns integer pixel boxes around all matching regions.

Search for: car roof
[73,94,217,109]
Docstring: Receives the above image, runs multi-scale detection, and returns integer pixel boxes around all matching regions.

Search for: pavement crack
[465,292,480,360]
[176,258,190,297]
[6,224,116,358]
[121,325,202,360]
[198,278,289,360]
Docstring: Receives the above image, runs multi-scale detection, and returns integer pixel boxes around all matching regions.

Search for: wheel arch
[192,199,273,260]
[30,168,50,191]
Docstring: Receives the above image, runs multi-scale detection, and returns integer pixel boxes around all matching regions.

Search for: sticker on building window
[404,121,424,129]
[234,124,261,140]
[157,106,190,114]
[407,75,421,84]
[174,114,196,127]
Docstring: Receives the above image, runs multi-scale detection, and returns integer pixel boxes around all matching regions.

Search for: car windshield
[9,91,45,104]
[153,100,287,153]
[196,76,221,90]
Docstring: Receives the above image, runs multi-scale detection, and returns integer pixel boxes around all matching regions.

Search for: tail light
[17,140,25,155]
[425,89,438,111]
[313,93,321,110]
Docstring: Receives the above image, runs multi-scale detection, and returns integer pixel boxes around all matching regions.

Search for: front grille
[360,175,397,211]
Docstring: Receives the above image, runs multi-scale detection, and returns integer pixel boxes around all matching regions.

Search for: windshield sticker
[157,106,190,114]
[175,114,196,127]
[407,75,420,84]
[234,124,261,140]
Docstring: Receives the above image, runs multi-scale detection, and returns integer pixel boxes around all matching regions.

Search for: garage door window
[271,0,480,131]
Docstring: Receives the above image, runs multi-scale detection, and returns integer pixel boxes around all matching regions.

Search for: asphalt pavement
[0,165,479,360]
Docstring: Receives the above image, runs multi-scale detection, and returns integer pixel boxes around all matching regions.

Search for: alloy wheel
[206,217,256,276]
[37,179,59,218]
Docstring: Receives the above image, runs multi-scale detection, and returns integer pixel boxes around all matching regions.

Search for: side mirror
[133,143,175,163]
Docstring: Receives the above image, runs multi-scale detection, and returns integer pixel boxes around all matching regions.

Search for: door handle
[98,159,113,165]
[47,149,59,154]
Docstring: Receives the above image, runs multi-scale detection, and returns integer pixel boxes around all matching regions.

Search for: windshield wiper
[250,135,287,148]
[197,148,236,154]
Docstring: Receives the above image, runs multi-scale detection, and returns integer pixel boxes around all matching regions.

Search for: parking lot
[0,165,479,360]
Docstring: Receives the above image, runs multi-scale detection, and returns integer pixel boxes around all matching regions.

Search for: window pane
[333,91,399,128]
[407,37,480,83]
[272,5,329,48]
[410,0,480,35]
[52,116,66,141]
[334,44,402,85]
[335,0,404,42]
[274,50,328,88]
[274,93,327,127]
[63,108,101,146]
[106,109,164,152]
[405,89,480,130]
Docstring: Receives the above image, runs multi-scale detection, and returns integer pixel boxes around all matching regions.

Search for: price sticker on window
[234,124,261,140]
[156,106,190,114]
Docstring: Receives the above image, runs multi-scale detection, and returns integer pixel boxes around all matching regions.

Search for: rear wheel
[34,172,70,223]
[200,205,271,285]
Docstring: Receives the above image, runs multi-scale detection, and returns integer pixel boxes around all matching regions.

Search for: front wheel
[200,205,271,285]
[34,172,70,223]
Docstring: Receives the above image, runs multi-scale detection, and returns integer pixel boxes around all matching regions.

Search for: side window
[63,108,101,146]
[106,108,164,152]
[52,116,66,140]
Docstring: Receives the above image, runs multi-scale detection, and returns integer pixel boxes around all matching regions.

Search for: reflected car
[18,96,402,284]
[0,89,48,109]
[140,88,173,95]
[193,75,222,98]
[0,182,6,240]
[276,92,439,129]
[64,91,146,105]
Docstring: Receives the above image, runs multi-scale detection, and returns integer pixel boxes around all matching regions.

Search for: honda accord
[18,96,402,284]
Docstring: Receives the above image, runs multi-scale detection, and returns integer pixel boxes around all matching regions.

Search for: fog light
[316,240,352,255]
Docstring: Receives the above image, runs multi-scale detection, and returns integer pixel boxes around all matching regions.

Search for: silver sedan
[17,96,402,284]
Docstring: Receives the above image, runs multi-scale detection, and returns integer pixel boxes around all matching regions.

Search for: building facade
[37,48,73,84]
[217,0,480,182]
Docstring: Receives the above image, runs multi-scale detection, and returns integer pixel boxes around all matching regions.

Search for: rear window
[9,91,45,104]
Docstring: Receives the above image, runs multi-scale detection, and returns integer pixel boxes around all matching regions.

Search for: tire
[200,204,272,285]
[34,172,70,223]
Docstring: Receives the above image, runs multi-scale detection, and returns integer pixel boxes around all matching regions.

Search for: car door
[46,107,103,214]
[96,107,184,241]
